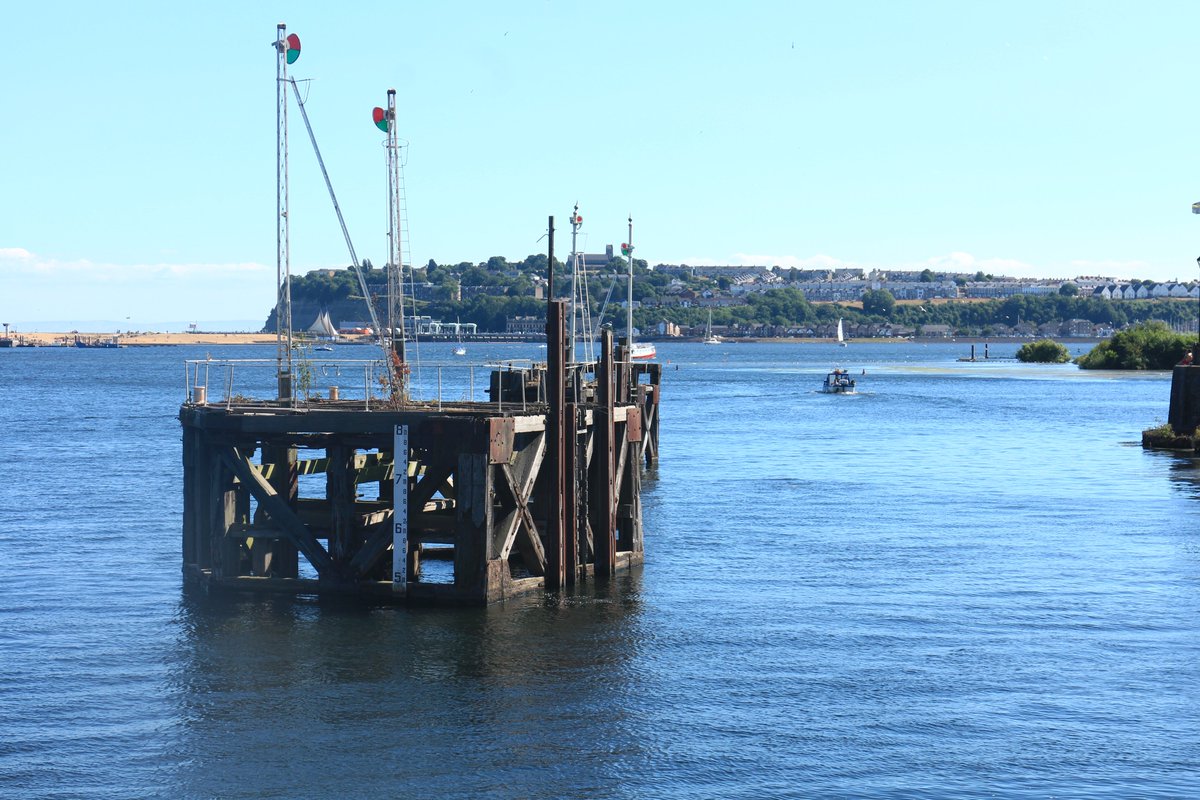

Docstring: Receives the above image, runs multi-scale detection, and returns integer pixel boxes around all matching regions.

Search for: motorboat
[630,341,656,360]
[820,368,857,394]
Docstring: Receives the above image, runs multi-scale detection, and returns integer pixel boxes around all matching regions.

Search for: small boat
[820,368,857,394]
[836,317,848,347]
[453,346,467,356]
[630,341,656,360]
[314,344,334,352]
[702,310,721,345]
[74,335,122,348]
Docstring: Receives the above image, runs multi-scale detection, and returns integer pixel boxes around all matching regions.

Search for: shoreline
[1,332,1106,347]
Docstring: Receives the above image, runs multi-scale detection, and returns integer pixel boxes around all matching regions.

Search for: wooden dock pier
[179,306,660,604]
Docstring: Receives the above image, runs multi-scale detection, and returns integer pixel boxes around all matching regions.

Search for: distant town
[274,252,1200,341]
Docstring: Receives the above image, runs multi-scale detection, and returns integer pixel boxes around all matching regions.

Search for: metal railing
[183,356,563,413]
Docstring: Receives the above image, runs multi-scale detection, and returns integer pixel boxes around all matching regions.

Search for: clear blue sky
[3,1,1200,329]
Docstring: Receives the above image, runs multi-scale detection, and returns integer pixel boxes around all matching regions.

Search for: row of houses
[1091,283,1199,300]
[669,317,1136,340]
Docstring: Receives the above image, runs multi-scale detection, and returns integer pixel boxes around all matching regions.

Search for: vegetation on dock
[1075,321,1196,370]
[1142,421,1200,451]
[1016,339,1071,363]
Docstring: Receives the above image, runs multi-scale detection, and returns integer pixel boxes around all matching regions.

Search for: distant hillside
[263,259,1200,338]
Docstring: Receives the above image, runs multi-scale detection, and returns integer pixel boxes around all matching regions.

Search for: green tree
[861,288,896,318]
[1059,282,1079,297]
[1016,339,1071,363]
[1076,321,1194,370]
[920,268,934,282]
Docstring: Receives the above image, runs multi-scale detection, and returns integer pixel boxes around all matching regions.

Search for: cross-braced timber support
[179,302,652,605]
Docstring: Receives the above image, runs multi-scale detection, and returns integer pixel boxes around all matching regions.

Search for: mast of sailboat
[274,23,295,401]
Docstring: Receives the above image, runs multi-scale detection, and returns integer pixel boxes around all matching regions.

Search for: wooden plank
[512,415,547,434]
[347,518,393,577]
[594,329,617,577]
[218,445,333,575]
[492,432,546,563]
[211,455,239,577]
[326,443,359,565]
[500,462,546,577]
[261,442,299,578]
[564,402,580,586]
[410,461,454,509]
[544,299,567,591]
[454,451,496,602]
[618,438,643,554]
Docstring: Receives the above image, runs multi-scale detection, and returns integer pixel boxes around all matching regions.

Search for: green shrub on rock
[1076,321,1195,370]
[1016,338,1071,363]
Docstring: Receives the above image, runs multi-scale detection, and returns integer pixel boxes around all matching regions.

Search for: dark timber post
[543,216,568,591]
[545,299,567,591]
[261,442,299,578]
[564,401,580,585]
[594,328,617,577]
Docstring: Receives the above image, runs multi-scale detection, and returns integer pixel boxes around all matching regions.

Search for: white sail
[703,310,721,344]
[307,310,338,337]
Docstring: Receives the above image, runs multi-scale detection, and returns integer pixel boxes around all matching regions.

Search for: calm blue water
[2,341,1198,799]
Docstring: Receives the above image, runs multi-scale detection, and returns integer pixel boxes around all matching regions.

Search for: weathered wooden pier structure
[180,310,661,604]
[183,32,662,603]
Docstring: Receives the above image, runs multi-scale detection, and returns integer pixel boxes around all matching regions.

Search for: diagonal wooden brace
[498,462,546,576]
[218,445,334,576]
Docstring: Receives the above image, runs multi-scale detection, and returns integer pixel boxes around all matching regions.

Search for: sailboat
[837,317,848,347]
[453,318,466,356]
[702,310,721,345]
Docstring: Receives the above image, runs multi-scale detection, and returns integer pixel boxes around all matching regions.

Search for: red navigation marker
[372,107,388,132]
[286,33,301,64]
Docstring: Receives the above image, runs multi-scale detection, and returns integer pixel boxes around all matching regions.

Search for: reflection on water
[165,574,645,797]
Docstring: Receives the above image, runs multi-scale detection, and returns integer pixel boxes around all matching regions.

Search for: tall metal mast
[274,23,294,400]
[568,205,595,364]
[385,88,408,400]
[569,205,581,362]
[626,214,635,348]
